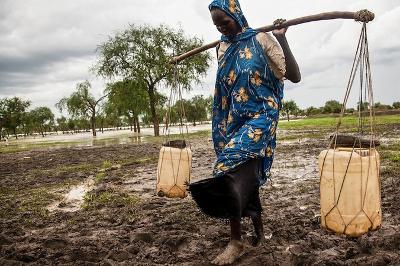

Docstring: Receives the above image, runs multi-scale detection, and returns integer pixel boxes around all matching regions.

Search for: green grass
[0,140,88,153]
[379,141,400,178]
[278,132,327,141]
[119,156,158,167]
[102,160,113,169]
[26,163,94,183]
[391,153,400,163]
[0,185,64,224]
[83,191,139,210]
[95,172,106,183]
[279,114,400,131]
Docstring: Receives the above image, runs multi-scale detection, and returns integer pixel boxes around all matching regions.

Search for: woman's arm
[272,24,301,83]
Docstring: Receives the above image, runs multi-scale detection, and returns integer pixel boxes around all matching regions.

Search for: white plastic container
[156,146,192,198]
[318,148,381,237]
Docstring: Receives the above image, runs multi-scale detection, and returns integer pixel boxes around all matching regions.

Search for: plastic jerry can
[156,146,192,198]
[318,148,381,237]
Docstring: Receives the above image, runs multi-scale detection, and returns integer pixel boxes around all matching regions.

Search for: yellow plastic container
[318,148,381,237]
[156,146,192,198]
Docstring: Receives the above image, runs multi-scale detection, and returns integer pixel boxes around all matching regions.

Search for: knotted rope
[354,9,375,23]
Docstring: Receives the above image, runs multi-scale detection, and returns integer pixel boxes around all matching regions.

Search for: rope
[321,23,379,235]
[157,59,192,198]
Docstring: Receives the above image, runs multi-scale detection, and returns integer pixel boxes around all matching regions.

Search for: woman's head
[209,0,249,38]
[210,8,241,37]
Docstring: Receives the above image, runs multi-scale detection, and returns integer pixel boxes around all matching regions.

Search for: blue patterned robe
[210,0,284,185]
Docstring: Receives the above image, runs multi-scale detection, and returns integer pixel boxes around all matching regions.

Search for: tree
[205,95,213,120]
[177,95,209,126]
[106,80,149,133]
[281,100,299,121]
[29,107,55,137]
[173,99,192,126]
[357,101,369,112]
[56,81,108,137]
[57,116,68,134]
[67,118,77,133]
[103,102,123,130]
[392,102,400,109]
[323,100,342,114]
[0,99,6,140]
[305,106,320,116]
[2,97,31,139]
[373,102,392,110]
[95,24,211,136]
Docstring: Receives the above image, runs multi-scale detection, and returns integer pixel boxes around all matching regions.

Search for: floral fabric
[210,0,284,185]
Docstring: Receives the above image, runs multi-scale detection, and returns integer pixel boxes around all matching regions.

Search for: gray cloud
[0,0,399,114]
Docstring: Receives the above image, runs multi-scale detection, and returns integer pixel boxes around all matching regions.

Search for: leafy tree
[205,95,213,120]
[56,81,108,137]
[392,101,400,109]
[164,95,210,128]
[165,104,180,126]
[323,100,342,114]
[305,106,320,116]
[29,107,55,137]
[106,80,149,133]
[191,95,209,125]
[75,118,91,132]
[173,99,192,126]
[57,116,68,133]
[142,93,168,127]
[103,101,123,129]
[2,97,31,139]
[357,101,369,112]
[67,118,77,132]
[281,100,299,121]
[95,24,211,136]
[373,102,392,110]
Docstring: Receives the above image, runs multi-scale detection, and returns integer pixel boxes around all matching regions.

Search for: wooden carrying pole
[171,9,374,64]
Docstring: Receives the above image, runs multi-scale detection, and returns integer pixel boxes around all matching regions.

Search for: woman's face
[210,8,241,37]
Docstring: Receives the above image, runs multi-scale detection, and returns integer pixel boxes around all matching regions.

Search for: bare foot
[211,240,244,265]
[251,234,266,247]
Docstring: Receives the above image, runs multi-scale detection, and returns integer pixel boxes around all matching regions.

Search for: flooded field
[0,124,211,152]
[0,123,399,265]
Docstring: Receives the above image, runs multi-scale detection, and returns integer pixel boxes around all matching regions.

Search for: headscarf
[209,0,257,42]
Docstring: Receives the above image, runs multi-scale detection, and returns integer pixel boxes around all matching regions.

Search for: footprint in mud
[162,235,188,252]
[141,199,167,210]
[131,232,154,244]
[106,249,133,262]
[43,238,68,249]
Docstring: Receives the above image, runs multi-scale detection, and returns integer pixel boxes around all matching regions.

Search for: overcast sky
[0,0,399,116]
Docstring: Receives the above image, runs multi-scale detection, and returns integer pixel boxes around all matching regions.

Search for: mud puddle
[47,175,95,212]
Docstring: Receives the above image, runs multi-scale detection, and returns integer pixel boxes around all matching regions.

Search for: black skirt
[189,158,262,219]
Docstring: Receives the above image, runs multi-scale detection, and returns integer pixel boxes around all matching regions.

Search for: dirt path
[0,130,399,265]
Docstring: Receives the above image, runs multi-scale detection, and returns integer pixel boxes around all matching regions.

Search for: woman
[189,0,301,264]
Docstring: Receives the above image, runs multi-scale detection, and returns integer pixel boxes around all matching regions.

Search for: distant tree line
[281,99,400,121]
[0,92,214,140]
[0,97,54,140]
[1,93,398,140]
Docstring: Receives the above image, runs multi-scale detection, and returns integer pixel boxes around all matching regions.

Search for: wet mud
[0,129,399,265]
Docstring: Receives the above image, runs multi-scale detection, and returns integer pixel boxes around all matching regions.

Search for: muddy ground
[0,127,399,265]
